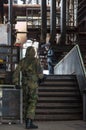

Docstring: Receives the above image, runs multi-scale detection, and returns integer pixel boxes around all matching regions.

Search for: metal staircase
[35,75,83,121]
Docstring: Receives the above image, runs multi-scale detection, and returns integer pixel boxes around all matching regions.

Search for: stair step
[36,75,82,121]
[39,85,79,90]
[35,114,82,121]
[38,92,80,97]
[39,84,79,87]
[45,75,77,80]
[39,87,80,91]
[37,102,82,108]
[36,108,82,113]
[40,81,78,85]
[38,97,81,102]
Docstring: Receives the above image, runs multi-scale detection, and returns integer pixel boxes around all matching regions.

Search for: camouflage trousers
[23,81,38,120]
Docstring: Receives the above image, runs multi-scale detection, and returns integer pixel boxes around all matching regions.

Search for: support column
[60,0,66,44]
[8,0,13,45]
[36,0,39,4]
[7,0,13,72]
[49,0,56,45]
[66,0,69,26]
[40,0,47,43]
[0,0,4,23]
[83,89,86,121]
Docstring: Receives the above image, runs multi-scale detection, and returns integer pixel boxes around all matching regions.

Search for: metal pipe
[4,4,50,16]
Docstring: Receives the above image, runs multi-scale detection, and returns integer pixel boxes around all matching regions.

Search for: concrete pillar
[8,0,13,45]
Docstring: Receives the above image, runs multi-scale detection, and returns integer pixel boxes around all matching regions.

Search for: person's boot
[26,118,38,129]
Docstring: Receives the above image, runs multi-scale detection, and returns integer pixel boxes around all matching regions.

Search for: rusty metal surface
[0,87,20,121]
[4,4,50,16]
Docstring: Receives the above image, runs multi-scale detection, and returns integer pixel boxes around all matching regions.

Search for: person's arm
[12,62,22,85]
[37,59,43,79]
[36,58,48,84]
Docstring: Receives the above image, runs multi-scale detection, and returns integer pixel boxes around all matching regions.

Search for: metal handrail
[54,44,86,94]
[76,45,86,77]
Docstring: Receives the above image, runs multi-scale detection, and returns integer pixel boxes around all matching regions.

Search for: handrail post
[20,71,23,124]
[83,89,86,121]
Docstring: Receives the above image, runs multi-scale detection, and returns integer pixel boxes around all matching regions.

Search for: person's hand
[38,74,47,85]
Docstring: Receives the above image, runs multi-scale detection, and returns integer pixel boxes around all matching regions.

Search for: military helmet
[25,46,35,58]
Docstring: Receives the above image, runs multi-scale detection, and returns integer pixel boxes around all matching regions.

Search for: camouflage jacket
[13,47,43,85]
[13,57,43,85]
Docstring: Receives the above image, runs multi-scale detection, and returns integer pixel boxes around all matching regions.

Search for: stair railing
[54,44,86,94]
[54,44,86,120]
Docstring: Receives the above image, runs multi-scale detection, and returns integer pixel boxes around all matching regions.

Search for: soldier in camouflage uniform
[13,46,43,129]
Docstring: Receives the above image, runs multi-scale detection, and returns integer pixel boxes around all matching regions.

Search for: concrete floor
[0,120,86,130]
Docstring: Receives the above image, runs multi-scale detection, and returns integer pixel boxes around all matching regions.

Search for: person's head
[25,46,35,58]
